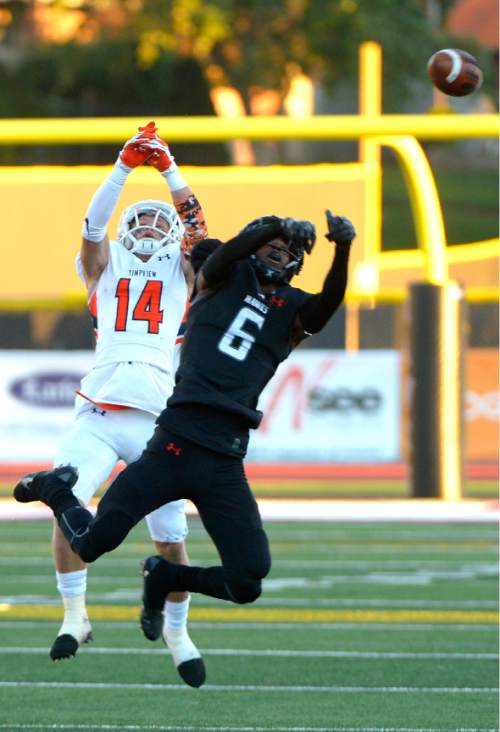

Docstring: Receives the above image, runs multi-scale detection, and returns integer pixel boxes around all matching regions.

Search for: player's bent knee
[249,529,272,579]
[225,577,262,604]
[253,552,272,580]
[78,510,136,563]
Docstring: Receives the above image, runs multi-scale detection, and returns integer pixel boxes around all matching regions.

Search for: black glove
[281,217,316,254]
[325,210,356,246]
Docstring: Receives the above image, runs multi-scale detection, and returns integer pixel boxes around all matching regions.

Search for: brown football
[427,48,483,97]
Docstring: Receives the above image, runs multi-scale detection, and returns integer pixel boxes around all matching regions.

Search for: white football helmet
[117,199,185,256]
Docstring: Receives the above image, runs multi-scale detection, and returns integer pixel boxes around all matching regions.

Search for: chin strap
[250,255,284,284]
[126,236,165,255]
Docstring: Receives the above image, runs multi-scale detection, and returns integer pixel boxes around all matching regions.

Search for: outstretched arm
[79,122,158,293]
[141,130,208,288]
[295,212,356,336]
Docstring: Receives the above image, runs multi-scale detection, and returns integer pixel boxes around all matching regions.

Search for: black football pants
[56,426,272,605]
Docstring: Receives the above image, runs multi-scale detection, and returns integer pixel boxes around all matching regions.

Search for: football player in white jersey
[50,122,208,687]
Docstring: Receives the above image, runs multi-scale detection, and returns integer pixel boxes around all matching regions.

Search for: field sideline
[0,517,498,731]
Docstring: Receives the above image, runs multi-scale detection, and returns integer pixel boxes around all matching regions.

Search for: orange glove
[144,136,176,174]
[138,121,158,136]
[118,121,159,169]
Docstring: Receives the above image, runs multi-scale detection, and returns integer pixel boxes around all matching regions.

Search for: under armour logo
[167,441,182,456]
[91,407,106,416]
[269,296,285,307]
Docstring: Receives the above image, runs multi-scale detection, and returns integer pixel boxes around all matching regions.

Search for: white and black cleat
[163,626,206,688]
[50,615,93,661]
[13,465,78,504]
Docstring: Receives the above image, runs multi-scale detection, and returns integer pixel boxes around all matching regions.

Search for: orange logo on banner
[466,349,499,461]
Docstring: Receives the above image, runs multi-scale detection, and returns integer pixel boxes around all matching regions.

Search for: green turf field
[0,518,498,731]
[0,478,497,499]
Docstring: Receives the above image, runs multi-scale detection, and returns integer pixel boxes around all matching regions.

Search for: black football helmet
[240,215,316,284]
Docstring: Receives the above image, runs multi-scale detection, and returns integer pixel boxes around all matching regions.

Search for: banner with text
[248,350,401,463]
[0,350,401,464]
[0,351,93,462]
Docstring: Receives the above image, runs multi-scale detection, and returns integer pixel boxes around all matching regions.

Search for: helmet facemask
[250,242,305,285]
[118,200,185,256]
[241,216,311,285]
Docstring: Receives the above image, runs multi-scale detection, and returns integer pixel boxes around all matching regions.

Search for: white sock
[56,569,87,597]
[164,597,190,630]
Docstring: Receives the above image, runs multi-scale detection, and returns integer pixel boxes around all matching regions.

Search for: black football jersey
[158,260,312,456]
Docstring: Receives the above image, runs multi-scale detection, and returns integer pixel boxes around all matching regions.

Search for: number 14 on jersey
[114,278,164,334]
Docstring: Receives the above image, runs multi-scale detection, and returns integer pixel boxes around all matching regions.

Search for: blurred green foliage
[382,158,499,249]
[0,0,495,164]
[1,0,495,113]
[0,37,229,163]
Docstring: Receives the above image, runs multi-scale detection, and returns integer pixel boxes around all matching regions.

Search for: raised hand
[143,137,176,174]
[281,217,316,254]
[118,121,160,169]
[325,210,356,246]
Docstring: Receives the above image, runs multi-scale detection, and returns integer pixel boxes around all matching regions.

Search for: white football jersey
[75,240,188,414]
[83,240,188,370]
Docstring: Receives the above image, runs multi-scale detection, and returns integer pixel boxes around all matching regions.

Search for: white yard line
[0,725,497,732]
[2,595,497,609]
[0,681,496,693]
[0,560,496,580]
[0,646,497,660]
[0,620,496,631]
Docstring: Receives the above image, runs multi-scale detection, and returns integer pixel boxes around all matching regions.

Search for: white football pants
[53,406,187,543]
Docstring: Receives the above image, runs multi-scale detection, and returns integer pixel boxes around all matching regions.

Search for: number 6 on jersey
[218,306,265,362]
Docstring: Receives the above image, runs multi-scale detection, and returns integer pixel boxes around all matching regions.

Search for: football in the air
[427,48,483,97]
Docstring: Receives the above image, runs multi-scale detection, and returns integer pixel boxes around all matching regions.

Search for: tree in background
[0,0,479,112]
[0,0,494,164]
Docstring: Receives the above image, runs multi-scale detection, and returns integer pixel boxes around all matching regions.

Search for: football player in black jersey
[14,210,355,684]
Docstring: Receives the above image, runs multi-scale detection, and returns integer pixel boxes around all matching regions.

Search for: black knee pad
[222,528,271,604]
[225,576,262,604]
[77,510,136,563]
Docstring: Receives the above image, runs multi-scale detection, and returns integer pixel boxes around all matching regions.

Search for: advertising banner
[0,351,93,462]
[466,349,499,461]
[248,350,401,463]
[0,349,401,464]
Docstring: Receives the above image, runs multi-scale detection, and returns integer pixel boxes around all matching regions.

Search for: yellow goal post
[0,41,497,310]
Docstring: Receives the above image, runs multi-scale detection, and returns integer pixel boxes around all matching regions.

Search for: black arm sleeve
[297,243,351,334]
[201,221,283,287]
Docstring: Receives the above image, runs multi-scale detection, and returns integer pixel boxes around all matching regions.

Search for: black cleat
[13,473,38,503]
[177,658,206,688]
[140,555,172,642]
[50,627,93,661]
[50,634,79,660]
[13,465,78,504]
